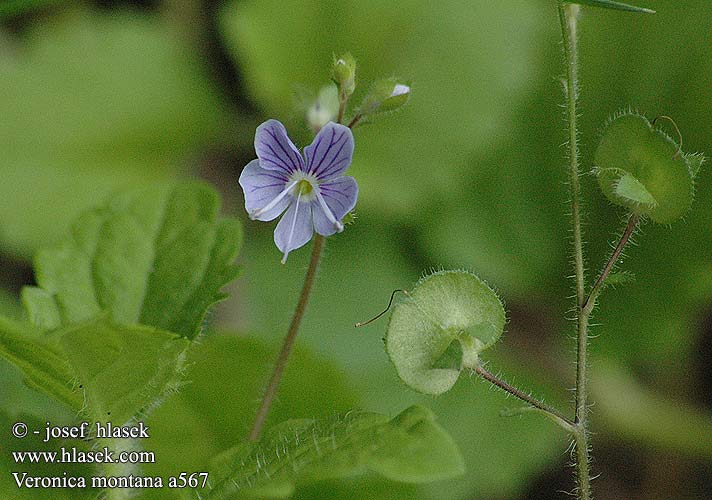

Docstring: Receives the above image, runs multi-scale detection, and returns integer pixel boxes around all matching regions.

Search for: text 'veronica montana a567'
[13,472,209,489]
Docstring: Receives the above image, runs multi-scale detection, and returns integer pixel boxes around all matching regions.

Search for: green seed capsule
[385,270,505,395]
[594,112,697,224]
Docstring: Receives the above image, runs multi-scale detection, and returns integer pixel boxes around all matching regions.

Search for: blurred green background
[1,0,711,499]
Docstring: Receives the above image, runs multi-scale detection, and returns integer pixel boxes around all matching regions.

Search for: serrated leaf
[0,315,191,424]
[0,316,81,410]
[385,270,506,395]
[22,182,242,339]
[142,334,359,486]
[562,0,655,14]
[207,406,464,499]
[54,317,190,425]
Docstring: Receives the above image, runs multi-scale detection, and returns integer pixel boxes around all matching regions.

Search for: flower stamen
[282,189,303,264]
[251,180,298,219]
[315,190,344,232]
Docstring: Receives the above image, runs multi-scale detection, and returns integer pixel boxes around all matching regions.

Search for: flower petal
[274,196,314,263]
[304,122,354,180]
[255,119,305,175]
[312,176,358,236]
[238,159,293,221]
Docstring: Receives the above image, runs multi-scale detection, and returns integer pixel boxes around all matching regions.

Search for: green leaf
[23,182,242,339]
[207,406,464,499]
[385,270,506,395]
[562,0,655,14]
[0,10,232,258]
[604,270,636,287]
[55,317,190,424]
[21,287,62,331]
[595,112,695,223]
[0,315,191,424]
[0,316,81,410]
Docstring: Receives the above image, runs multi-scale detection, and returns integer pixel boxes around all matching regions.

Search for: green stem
[559,3,585,309]
[583,213,639,315]
[347,113,363,129]
[337,99,347,125]
[474,363,575,431]
[248,235,326,441]
[558,3,592,499]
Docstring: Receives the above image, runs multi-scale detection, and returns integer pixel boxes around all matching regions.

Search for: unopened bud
[307,85,339,133]
[358,78,411,117]
[331,53,356,99]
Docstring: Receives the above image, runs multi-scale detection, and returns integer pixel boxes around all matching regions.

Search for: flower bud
[358,78,411,117]
[331,53,356,99]
[306,85,339,133]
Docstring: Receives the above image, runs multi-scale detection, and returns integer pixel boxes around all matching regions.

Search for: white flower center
[289,172,318,201]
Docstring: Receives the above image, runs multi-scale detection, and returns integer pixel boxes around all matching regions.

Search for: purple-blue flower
[239,119,358,263]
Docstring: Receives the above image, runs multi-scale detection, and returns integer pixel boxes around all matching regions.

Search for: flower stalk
[248,234,326,441]
[246,108,358,441]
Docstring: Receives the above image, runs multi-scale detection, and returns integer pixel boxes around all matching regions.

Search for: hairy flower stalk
[241,118,357,441]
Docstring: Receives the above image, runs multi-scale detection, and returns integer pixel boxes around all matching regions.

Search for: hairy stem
[583,213,639,315]
[248,234,326,441]
[474,363,575,430]
[337,100,347,125]
[347,113,363,129]
[560,3,585,309]
[558,3,592,499]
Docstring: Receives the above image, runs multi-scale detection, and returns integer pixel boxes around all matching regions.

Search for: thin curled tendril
[355,289,409,327]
